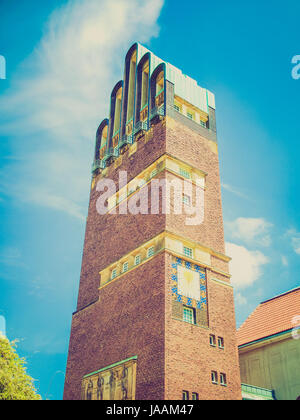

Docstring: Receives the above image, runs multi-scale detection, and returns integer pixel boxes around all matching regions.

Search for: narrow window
[211,371,218,384]
[141,60,149,110]
[155,71,164,96]
[182,194,191,206]
[147,246,155,258]
[182,391,189,400]
[209,335,216,347]
[200,120,206,128]
[113,87,122,136]
[183,246,193,258]
[218,337,224,349]
[126,51,137,123]
[187,111,194,120]
[183,307,195,324]
[220,373,227,386]
[192,392,199,400]
[122,262,129,273]
[174,104,180,112]
[111,269,117,280]
[135,255,141,266]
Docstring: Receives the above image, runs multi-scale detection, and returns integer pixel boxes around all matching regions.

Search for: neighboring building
[63,43,241,400]
[238,287,300,401]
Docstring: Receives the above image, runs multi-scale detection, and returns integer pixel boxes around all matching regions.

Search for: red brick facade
[63,117,242,400]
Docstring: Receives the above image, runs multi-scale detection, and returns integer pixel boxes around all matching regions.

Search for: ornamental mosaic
[171,257,207,310]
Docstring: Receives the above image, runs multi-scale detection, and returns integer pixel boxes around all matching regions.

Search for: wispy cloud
[286,228,300,255]
[0,0,164,220]
[226,217,273,247]
[226,242,269,289]
[221,183,250,200]
[0,247,24,268]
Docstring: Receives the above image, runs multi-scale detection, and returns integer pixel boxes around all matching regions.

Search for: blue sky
[0,0,300,400]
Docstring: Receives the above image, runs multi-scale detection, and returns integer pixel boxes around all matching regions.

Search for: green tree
[0,336,41,400]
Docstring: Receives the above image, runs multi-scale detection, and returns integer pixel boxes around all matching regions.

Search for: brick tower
[63,43,242,401]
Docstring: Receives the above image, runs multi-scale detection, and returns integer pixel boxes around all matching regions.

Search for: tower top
[128,42,215,113]
[93,42,217,174]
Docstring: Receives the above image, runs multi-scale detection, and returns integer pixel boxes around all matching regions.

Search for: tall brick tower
[63,43,242,401]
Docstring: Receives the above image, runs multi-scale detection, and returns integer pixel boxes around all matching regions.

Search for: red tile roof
[237,287,300,347]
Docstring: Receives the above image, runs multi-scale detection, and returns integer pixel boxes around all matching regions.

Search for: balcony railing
[103,147,119,162]
[134,120,149,135]
[119,135,134,148]
[91,159,106,173]
[241,384,276,400]
[150,105,165,121]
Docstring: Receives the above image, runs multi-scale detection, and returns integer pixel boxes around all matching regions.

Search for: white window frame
[183,246,193,258]
[147,246,155,258]
[135,255,141,266]
[211,371,218,385]
[122,262,129,273]
[183,307,195,325]
[218,337,224,349]
[111,268,117,280]
[220,373,227,386]
[210,335,216,347]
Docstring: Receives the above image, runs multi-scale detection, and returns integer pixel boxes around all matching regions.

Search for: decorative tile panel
[171,257,208,327]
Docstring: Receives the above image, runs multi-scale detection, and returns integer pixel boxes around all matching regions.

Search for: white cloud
[226,242,269,289]
[286,228,300,255]
[0,0,164,220]
[226,217,273,247]
[221,183,249,200]
[235,292,247,306]
[281,255,288,266]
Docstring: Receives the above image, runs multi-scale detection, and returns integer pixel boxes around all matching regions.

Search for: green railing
[241,384,276,400]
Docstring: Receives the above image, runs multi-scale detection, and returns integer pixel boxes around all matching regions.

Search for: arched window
[95,119,108,161]
[122,44,138,138]
[135,53,150,132]
[150,63,166,119]
[108,81,123,149]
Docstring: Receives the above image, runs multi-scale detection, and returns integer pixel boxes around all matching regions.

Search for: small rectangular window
[211,371,218,384]
[218,337,224,349]
[111,269,117,280]
[174,104,180,112]
[183,307,195,325]
[122,262,129,273]
[220,373,227,386]
[187,112,193,120]
[182,194,191,206]
[179,168,191,179]
[182,391,189,400]
[147,246,155,258]
[192,392,199,400]
[150,168,158,178]
[209,335,216,347]
[183,246,193,258]
[200,120,206,128]
[135,255,141,266]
